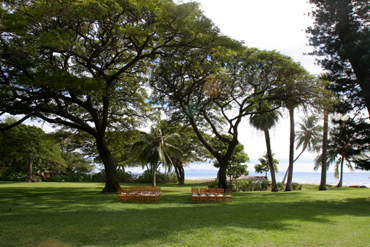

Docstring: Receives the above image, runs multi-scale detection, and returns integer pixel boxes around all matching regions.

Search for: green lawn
[1,181,369,247]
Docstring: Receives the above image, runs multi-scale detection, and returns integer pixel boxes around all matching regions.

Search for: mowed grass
[1,181,370,247]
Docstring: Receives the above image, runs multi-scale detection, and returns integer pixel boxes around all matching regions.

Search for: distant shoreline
[186,175,267,183]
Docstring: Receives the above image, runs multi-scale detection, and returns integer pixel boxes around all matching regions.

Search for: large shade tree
[150,45,317,188]
[0,0,221,192]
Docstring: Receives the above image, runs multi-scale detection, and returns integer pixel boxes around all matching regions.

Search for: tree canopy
[307,0,370,115]
[0,0,222,192]
[150,45,319,188]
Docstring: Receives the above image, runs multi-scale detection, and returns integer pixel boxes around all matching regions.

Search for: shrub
[260,179,270,190]
[0,167,28,181]
[207,179,219,188]
[292,182,303,190]
[232,178,270,191]
[92,171,105,182]
[116,170,136,183]
[234,179,251,192]
[137,169,178,184]
[45,172,93,182]
[277,182,285,190]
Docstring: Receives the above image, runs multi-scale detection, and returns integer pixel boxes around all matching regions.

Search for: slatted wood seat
[125,186,137,202]
[225,189,232,203]
[216,188,224,203]
[199,188,208,203]
[191,187,199,203]
[141,187,152,203]
[117,187,127,202]
[133,186,143,202]
[150,187,161,203]
[208,188,217,203]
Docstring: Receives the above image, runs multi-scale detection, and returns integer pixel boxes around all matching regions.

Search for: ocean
[184,169,370,187]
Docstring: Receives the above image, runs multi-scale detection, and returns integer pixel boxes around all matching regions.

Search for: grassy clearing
[1,181,370,247]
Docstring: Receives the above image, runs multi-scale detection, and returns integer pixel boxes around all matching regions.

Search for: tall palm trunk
[319,110,329,190]
[153,163,157,187]
[264,128,278,191]
[285,107,295,191]
[336,157,344,187]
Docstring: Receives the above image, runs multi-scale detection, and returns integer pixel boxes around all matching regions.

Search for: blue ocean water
[184,169,370,187]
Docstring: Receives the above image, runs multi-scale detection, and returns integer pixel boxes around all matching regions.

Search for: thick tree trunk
[319,110,329,190]
[218,163,228,189]
[27,156,33,182]
[96,136,120,193]
[264,128,278,192]
[337,157,344,187]
[285,107,295,191]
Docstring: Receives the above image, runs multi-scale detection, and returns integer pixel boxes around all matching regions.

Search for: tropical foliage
[132,126,183,187]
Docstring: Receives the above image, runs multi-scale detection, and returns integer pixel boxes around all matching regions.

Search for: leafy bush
[277,182,285,190]
[92,171,105,182]
[137,169,178,184]
[207,179,219,188]
[116,170,137,183]
[232,178,270,192]
[0,167,28,181]
[260,179,270,190]
[292,182,303,190]
[234,179,251,192]
[45,172,92,182]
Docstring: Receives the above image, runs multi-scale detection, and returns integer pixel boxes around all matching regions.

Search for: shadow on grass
[1,184,370,246]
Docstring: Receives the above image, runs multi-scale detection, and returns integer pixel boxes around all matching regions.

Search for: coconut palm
[249,110,281,192]
[255,152,279,177]
[282,115,322,184]
[295,115,322,160]
[314,119,364,187]
[132,126,182,187]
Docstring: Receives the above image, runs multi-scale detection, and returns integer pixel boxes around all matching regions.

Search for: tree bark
[96,136,120,193]
[337,157,344,187]
[218,162,228,189]
[319,110,329,190]
[264,128,278,192]
[285,107,295,191]
[26,156,33,182]
[151,163,157,187]
[173,158,185,185]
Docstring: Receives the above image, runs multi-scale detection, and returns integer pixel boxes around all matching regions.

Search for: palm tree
[249,110,281,192]
[282,115,322,184]
[255,152,279,177]
[132,126,182,187]
[314,119,364,187]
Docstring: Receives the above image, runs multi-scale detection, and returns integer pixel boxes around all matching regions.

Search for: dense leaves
[0,0,221,192]
[307,0,370,115]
